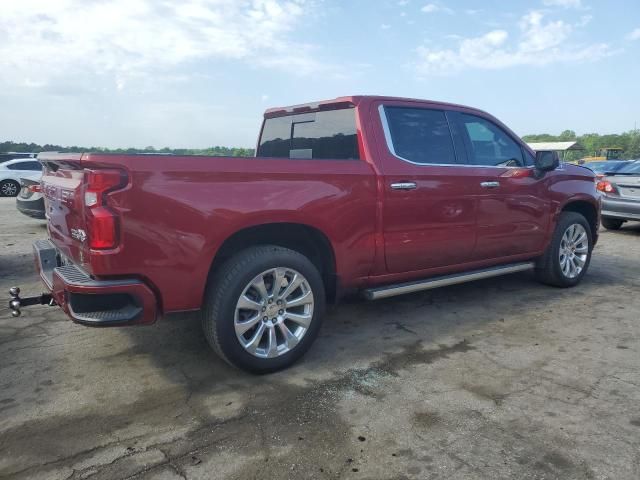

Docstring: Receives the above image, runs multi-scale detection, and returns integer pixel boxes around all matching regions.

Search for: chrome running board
[364,262,535,300]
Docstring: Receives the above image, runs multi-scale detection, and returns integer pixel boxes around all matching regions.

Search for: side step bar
[364,262,535,300]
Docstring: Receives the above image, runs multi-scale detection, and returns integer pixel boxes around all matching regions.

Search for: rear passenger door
[450,112,549,260]
[376,103,481,274]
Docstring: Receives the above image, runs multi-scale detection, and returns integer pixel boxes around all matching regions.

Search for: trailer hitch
[8,287,56,317]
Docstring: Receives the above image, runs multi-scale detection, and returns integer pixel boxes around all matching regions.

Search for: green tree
[558,130,577,141]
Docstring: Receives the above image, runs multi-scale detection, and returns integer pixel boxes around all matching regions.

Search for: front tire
[535,212,592,288]
[202,245,326,373]
[1,180,20,197]
[601,217,624,231]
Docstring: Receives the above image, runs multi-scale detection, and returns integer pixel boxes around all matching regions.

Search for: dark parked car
[597,160,640,229]
[16,178,46,219]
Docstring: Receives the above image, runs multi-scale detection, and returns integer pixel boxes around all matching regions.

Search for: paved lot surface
[1,196,639,480]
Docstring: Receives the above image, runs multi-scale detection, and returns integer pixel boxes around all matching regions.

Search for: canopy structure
[526,141,584,161]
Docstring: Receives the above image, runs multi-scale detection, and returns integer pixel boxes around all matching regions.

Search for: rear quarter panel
[84,154,378,312]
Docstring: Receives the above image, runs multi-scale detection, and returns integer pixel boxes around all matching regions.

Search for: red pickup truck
[9,96,600,372]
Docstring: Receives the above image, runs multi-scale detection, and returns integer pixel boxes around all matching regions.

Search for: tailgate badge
[71,228,87,242]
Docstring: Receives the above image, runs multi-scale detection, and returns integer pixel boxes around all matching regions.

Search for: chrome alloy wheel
[1,182,18,196]
[234,268,314,358]
[559,224,589,279]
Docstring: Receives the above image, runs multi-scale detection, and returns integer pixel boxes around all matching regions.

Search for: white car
[0,158,43,197]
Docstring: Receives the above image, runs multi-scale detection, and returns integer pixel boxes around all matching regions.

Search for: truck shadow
[116,243,635,389]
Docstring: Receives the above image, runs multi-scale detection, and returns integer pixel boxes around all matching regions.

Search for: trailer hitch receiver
[8,287,56,317]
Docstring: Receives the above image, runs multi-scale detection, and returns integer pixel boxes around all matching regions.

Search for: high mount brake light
[83,169,125,249]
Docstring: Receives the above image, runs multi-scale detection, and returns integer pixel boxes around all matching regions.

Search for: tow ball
[8,287,56,317]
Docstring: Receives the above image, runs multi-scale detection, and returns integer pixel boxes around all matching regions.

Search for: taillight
[596,180,617,194]
[83,169,125,249]
[27,184,42,193]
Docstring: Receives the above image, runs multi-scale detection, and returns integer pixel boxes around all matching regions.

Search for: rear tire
[601,217,624,231]
[202,245,325,373]
[1,180,20,197]
[535,212,592,288]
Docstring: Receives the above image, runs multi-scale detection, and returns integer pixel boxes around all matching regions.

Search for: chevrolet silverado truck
[8,96,600,372]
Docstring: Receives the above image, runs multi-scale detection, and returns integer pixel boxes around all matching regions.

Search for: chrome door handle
[390,182,417,191]
[480,181,500,189]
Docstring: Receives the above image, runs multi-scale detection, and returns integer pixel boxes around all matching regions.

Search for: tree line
[0,141,255,157]
[3,128,640,162]
[522,129,640,162]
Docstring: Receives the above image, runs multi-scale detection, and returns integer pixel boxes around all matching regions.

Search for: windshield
[613,161,640,175]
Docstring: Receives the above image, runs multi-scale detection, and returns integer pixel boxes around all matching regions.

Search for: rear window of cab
[257,108,360,160]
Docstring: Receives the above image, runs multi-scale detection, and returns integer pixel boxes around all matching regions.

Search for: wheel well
[562,201,598,239]
[209,223,337,302]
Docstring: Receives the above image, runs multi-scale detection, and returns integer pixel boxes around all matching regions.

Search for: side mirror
[535,150,560,172]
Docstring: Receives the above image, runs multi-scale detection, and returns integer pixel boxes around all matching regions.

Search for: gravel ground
[0,195,639,480]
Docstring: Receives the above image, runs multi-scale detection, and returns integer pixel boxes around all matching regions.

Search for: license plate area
[618,186,640,199]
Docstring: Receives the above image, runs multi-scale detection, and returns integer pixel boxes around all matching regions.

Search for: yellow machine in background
[580,148,624,163]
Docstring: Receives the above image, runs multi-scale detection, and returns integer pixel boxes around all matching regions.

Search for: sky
[1,0,639,149]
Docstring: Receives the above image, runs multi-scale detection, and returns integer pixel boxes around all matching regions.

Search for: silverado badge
[71,228,87,243]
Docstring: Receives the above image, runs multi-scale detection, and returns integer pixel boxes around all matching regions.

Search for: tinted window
[7,161,41,171]
[258,116,291,158]
[258,108,359,160]
[458,114,524,167]
[24,161,42,170]
[524,151,535,167]
[383,107,457,165]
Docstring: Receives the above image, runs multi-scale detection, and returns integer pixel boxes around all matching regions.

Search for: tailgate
[40,153,88,269]
[39,152,128,274]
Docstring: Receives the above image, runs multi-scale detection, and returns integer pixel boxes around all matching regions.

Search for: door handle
[480,181,500,189]
[390,182,417,191]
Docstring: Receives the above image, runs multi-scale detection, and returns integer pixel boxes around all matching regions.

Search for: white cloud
[415,10,612,75]
[628,28,640,41]
[577,15,593,27]
[0,0,323,91]
[543,0,582,8]
[381,23,392,30]
[518,11,571,53]
[421,3,453,14]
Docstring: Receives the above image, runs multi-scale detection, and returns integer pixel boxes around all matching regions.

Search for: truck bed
[39,152,378,312]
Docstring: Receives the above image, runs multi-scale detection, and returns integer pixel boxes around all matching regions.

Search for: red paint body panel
[37,96,600,322]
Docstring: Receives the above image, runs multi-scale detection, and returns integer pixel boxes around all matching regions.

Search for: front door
[450,112,549,260]
[376,104,479,274]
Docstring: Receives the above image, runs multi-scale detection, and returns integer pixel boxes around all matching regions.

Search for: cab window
[456,113,525,167]
[258,108,360,160]
[382,106,458,165]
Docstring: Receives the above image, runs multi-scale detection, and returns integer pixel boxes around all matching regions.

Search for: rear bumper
[602,197,640,221]
[33,239,158,326]
[16,198,46,219]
